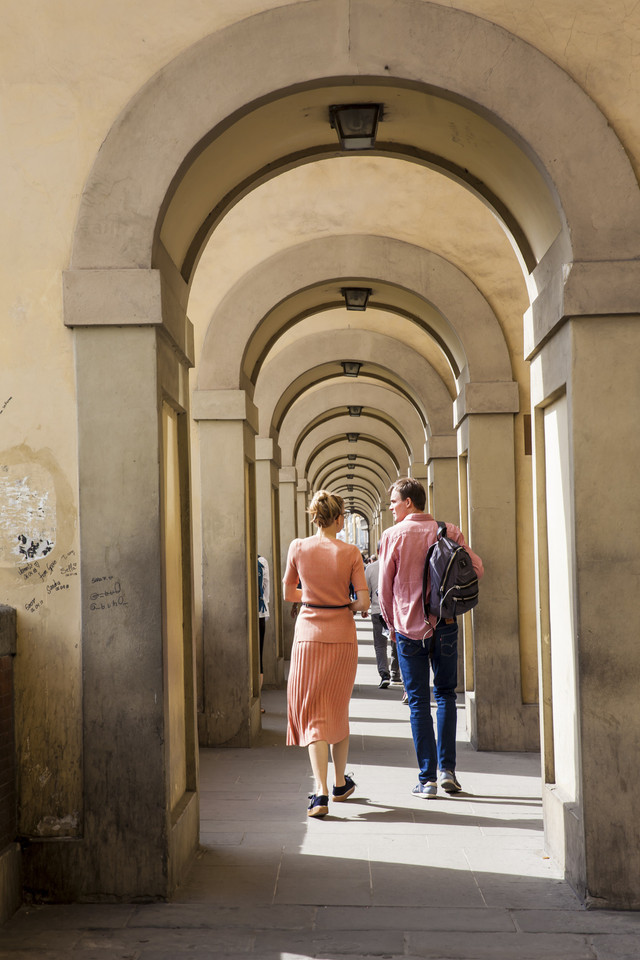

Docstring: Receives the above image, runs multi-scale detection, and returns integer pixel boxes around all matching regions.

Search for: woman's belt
[301,602,351,608]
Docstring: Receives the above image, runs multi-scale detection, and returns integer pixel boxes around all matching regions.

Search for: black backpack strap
[423,539,438,620]
[436,519,447,539]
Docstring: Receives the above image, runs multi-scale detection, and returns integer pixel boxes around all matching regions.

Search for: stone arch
[253,333,454,441]
[278,382,426,467]
[70,1,640,280]
[198,234,517,394]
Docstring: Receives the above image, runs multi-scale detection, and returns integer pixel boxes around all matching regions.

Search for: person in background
[283,491,369,818]
[257,554,270,713]
[364,548,400,689]
[378,478,483,799]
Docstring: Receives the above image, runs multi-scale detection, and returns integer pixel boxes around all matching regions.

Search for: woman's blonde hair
[308,490,344,528]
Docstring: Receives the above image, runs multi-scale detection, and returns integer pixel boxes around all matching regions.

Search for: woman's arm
[283,582,302,603]
[349,589,369,613]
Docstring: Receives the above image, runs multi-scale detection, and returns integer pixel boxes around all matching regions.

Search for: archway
[60,0,640,908]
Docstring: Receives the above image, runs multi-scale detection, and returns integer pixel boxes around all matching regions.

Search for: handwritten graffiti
[89,578,128,612]
[24,597,44,614]
[0,397,12,415]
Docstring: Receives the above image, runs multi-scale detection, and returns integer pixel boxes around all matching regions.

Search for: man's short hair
[389,477,427,511]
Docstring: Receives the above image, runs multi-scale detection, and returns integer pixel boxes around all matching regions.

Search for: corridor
[3,622,639,959]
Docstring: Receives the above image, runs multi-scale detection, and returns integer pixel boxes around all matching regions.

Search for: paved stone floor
[3,622,640,959]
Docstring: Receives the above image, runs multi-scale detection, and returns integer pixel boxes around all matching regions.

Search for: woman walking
[283,491,369,817]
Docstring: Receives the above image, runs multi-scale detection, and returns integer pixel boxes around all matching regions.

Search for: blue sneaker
[439,770,462,793]
[333,773,356,802]
[412,781,437,799]
[307,794,329,818]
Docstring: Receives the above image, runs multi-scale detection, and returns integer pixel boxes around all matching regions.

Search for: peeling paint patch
[35,812,80,837]
[0,463,56,565]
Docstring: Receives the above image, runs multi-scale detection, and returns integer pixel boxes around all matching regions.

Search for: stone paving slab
[313,904,517,932]
[513,908,640,933]
[127,902,316,929]
[590,934,640,959]
[406,930,596,959]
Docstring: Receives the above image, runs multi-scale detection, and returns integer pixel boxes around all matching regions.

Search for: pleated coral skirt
[287,638,358,747]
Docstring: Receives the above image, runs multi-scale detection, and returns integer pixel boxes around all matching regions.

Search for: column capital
[279,466,297,484]
[426,435,457,461]
[454,381,519,428]
[526,258,640,358]
[192,390,259,432]
[255,437,282,466]
[63,267,194,366]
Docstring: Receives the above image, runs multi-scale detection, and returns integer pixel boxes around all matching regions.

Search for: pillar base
[198,698,262,748]
[0,843,21,921]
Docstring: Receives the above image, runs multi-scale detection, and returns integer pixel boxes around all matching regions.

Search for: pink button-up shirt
[378,512,484,642]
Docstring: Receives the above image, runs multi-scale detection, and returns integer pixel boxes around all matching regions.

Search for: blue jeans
[396,620,459,783]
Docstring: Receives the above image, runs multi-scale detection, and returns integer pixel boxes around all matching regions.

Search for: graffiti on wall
[0,465,57,566]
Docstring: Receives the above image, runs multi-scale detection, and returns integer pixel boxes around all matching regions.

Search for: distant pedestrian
[258,554,270,712]
[364,549,399,688]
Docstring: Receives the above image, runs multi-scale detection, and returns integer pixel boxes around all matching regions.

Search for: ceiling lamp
[329,103,383,150]
[341,360,362,377]
[348,405,363,417]
[346,433,359,443]
[347,485,354,492]
[341,287,372,311]
[347,454,357,461]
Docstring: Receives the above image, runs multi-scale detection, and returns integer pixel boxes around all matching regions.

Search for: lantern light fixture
[341,360,362,377]
[346,433,359,443]
[341,287,372,311]
[347,454,357,461]
[329,103,383,150]
[348,405,363,417]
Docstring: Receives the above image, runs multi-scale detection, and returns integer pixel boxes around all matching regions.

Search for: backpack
[423,521,479,621]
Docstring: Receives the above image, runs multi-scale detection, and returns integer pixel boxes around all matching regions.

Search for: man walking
[364,549,400,689]
[378,478,483,798]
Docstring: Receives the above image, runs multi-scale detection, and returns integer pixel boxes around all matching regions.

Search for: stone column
[50,267,199,900]
[279,467,298,659]
[193,390,260,747]
[255,438,284,688]
[530,304,640,908]
[296,478,309,539]
[426,436,459,524]
[455,382,539,752]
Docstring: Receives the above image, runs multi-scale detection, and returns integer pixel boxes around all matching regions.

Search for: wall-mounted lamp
[347,454,357,461]
[341,287,372,311]
[346,433,359,443]
[347,485,354,492]
[329,103,383,150]
[348,405,363,417]
[346,474,354,479]
[341,360,362,377]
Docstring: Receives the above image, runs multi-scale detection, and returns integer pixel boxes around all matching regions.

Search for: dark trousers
[371,612,398,679]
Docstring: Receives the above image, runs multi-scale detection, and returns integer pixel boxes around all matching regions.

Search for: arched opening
[57,1,640,908]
